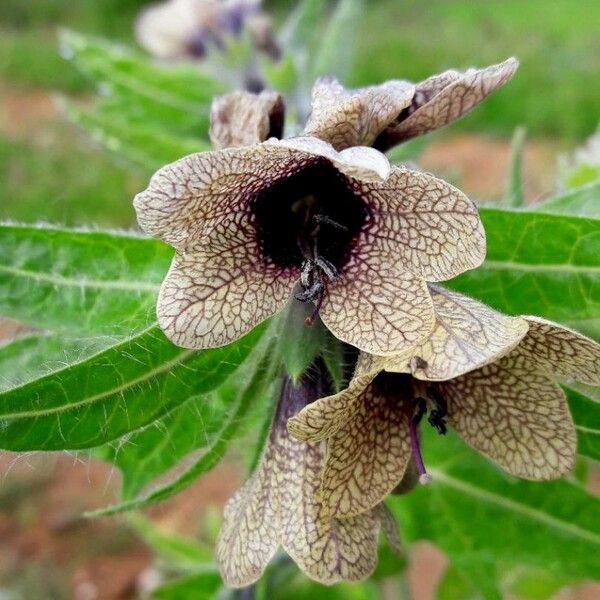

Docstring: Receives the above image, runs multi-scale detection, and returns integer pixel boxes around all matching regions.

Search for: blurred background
[0,1,599,599]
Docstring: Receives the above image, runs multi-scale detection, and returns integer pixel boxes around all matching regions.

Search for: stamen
[407,413,432,485]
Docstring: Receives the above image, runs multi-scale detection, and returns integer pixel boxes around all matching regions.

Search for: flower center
[252,159,368,271]
[373,373,449,485]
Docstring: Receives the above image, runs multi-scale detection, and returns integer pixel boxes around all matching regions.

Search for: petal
[218,379,380,587]
[519,317,600,385]
[383,286,529,381]
[134,0,197,59]
[322,381,411,518]
[209,90,284,149]
[134,143,311,248]
[375,58,519,150]
[134,138,387,250]
[319,249,435,355]
[304,76,415,150]
[281,451,381,585]
[276,136,391,182]
[287,372,376,442]
[216,469,280,587]
[157,245,296,349]
[358,166,486,281]
[441,351,576,480]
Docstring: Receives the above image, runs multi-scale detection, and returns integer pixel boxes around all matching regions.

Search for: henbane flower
[135,99,485,354]
[304,58,519,151]
[135,0,278,61]
[288,286,600,518]
[216,362,392,587]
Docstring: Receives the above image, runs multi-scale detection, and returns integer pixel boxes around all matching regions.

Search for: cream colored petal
[519,317,600,385]
[280,438,381,585]
[441,351,576,480]
[287,373,376,442]
[157,244,295,349]
[216,468,280,587]
[319,250,435,355]
[134,143,311,248]
[322,381,411,518]
[274,136,390,182]
[209,90,284,149]
[375,58,519,150]
[134,138,387,250]
[217,384,380,587]
[357,166,486,281]
[304,76,415,150]
[383,286,529,381]
[135,0,199,59]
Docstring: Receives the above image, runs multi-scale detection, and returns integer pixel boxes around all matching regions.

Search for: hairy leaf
[0,333,109,392]
[88,338,277,516]
[101,368,262,500]
[65,103,208,170]
[566,384,600,461]
[60,30,225,136]
[0,323,265,451]
[535,180,600,218]
[0,223,171,334]
[450,209,600,338]
[391,430,600,589]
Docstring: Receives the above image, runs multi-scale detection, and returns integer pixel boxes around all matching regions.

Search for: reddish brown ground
[1,88,598,599]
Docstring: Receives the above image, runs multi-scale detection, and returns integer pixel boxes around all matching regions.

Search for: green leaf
[391,430,600,591]
[0,323,265,451]
[65,103,208,170]
[0,223,171,335]
[0,333,109,392]
[505,126,526,208]
[279,0,324,50]
[127,514,212,570]
[450,208,600,338]
[505,566,571,600]
[437,565,479,600]
[60,30,225,136]
[87,336,277,516]
[279,299,327,383]
[100,366,262,500]
[310,0,364,81]
[566,383,600,461]
[152,572,222,600]
[535,180,600,218]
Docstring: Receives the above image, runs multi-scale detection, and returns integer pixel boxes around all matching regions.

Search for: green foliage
[0,223,171,334]
[59,31,221,169]
[535,179,600,218]
[353,0,600,139]
[391,429,600,599]
[505,126,526,207]
[0,324,264,451]
[566,384,600,461]
[449,208,600,338]
[88,339,278,517]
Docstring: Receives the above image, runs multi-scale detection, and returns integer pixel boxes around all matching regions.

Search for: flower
[134,129,485,354]
[135,0,279,61]
[304,58,519,152]
[209,90,284,149]
[216,364,392,587]
[288,286,600,518]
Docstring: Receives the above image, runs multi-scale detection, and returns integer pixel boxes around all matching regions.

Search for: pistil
[407,411,432,485]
